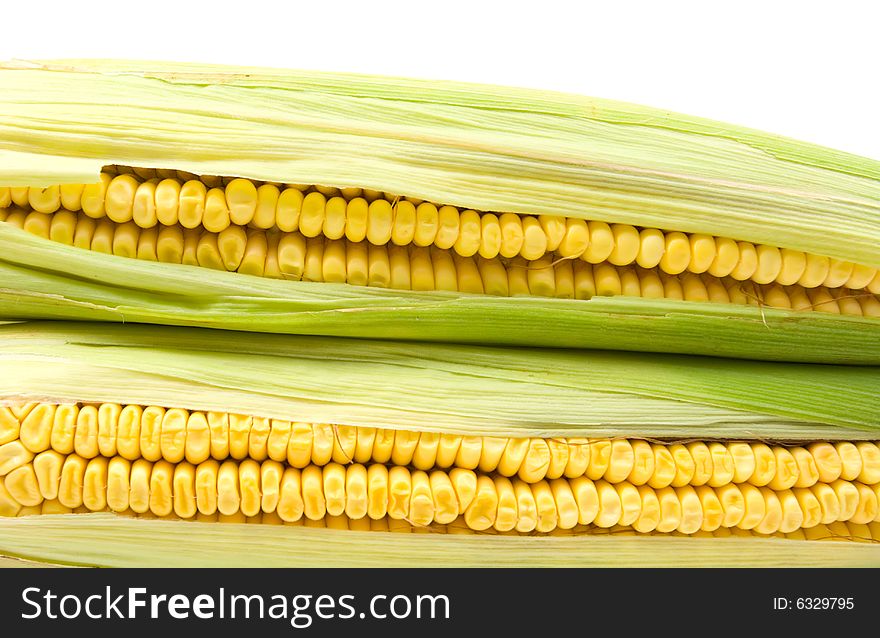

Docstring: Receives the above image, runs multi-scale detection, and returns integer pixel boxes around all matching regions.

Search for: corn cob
[0,61,878,363]
[5,173,877,312]
[0,322,877,567]
[3,404,879,534]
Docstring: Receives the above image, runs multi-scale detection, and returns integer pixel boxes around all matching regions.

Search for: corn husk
[1,321,877,440]
[1,59,878,267]
[0,515,876,568]
[0,60,878,363]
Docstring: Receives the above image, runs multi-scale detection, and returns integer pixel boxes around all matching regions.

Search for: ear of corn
[2,60,878,268]
[0,61,878,363]
[0,322,878,566]
[1,326,879,555]
[1,321,878,565]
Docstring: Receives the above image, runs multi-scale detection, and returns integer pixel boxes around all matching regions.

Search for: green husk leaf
[1,60,878,269]
[1,223,878,364]
[0,514,876,567]
[1,321,877,440]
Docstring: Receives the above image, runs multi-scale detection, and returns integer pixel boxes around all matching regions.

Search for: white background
[1,0,878,159]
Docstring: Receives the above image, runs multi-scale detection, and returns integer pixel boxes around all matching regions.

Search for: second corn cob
[0,322,877,566]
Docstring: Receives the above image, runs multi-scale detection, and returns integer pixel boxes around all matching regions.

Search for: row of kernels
[1,455,475,524]
[4,404,880,487]
[4,404,593,482]
[7,180,878,293]
[101,166,390,201]
[6,207,880,315]
[9,496,880,543]
[1,176,391,227]
[4,454,877,535]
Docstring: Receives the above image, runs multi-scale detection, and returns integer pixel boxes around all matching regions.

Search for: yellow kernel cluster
[1,403,879,538]
[10,500,879,543]
[3,170,879,295]
[3,454,878,534]
[2,208,878,316]
[5,404,880,486]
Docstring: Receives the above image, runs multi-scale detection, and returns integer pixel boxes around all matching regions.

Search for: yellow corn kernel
[799,253,831,288]
[5,464,42,507]
[80,173,112,219]
[582,221,613,264]
[106,457,131,512]
[836,442,863,481]
[608,224,639,266]
[33,450,64,500]
[276,188,304,232]
[706,442,734,487]
[604,439,634,483]
[749,443,776,487]
[515,438,548,483]
[18,403,55,453]
[57,454,87,509]
[856,443,880,484]
[149,460,174,517]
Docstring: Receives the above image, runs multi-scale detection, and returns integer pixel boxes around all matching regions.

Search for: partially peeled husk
[0,60,878,363]
[1,321,878,440]
[0,321,878,567]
